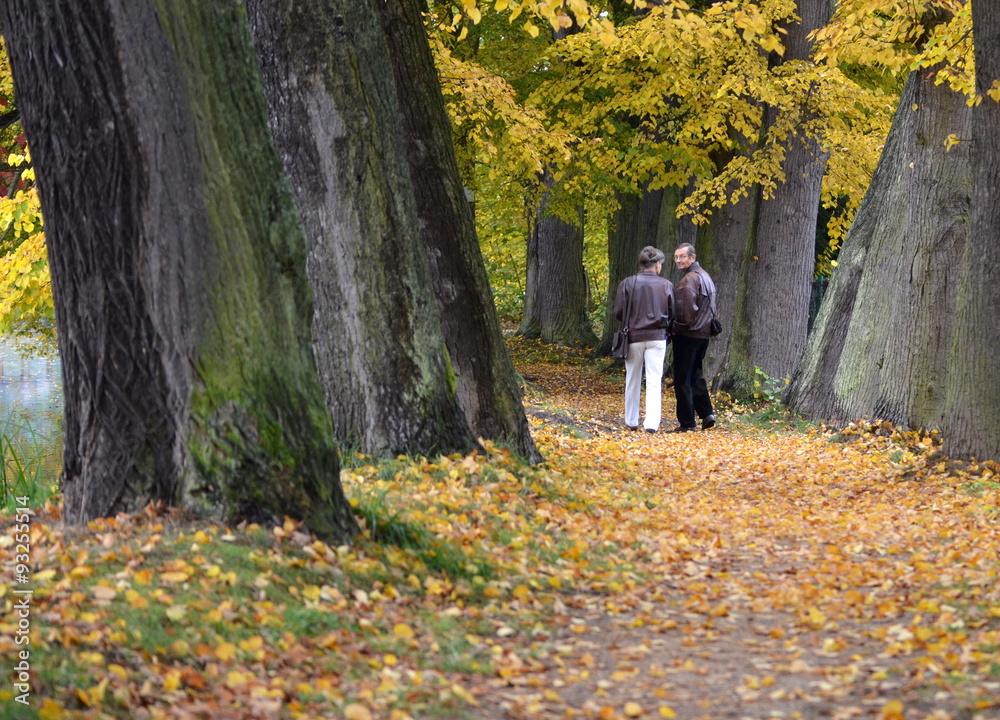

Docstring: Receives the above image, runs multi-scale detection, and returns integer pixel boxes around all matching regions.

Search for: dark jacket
[614,270,674,343]
[672,262,717,339]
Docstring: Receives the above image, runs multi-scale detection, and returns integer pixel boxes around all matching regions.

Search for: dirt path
[472,357,1000,720]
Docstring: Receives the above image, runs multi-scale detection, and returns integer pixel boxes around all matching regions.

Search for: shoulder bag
[612,276,636,363]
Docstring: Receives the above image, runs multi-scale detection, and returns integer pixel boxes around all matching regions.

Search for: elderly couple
[613,244,717,434]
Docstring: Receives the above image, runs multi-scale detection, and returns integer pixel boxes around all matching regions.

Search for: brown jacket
[614,270,674,343]
[672,262,717,339]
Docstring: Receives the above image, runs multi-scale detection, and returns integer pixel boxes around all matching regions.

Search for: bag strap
[623,274,637,331]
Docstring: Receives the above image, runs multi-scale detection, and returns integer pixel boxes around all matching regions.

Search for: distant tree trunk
[518,22,598,349]
[722,0,831,394]
[518,172,599,347]
[376,0,542,462]
[788,72,971,427]
[246,0,477,458]
[596,185,665,356]
[944,4,1000,461]
[1,0,357,540]
[679,161,754,384]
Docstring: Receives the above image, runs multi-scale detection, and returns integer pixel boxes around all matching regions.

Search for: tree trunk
[788,72,971,428]
[596,185,666,356]
[1,0,358,541]
[518,22,598,350]
[677,171,753,384]
[375,0,542,462]
[245,0,477,458]
[724,0,832,392]
[944,4,1000,461]
[518,173,599,347]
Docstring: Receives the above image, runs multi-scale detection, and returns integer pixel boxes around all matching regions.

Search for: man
[614,246,674,433]
[670,243,716,432]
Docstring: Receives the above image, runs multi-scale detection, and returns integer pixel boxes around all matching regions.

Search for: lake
[0,340,63,503]
[0,341,62,438]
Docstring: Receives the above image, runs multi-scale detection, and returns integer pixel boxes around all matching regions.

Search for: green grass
[0,412,62,510]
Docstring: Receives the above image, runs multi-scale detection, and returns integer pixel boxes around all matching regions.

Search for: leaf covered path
[1,341,999,719]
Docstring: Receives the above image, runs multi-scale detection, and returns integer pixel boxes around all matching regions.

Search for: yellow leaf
[345,704,373,720]
[881,699,904,720]
[215,641,238,661]
[39,700,66,720]
[659,708,677,719]
[169,640,190,657]
[165,605,187,621]
[134,569,153,585]
[512,584,531,600]
[808,607,826,628]
[226,670,251,687]
[989,80,1000,103]
[524,22,539,38]
[75,678,108,707]
[160,571,189,583]
[192,530,210,544]
[625,701,644,717]
[239,636,264,653]
[451,683,479,705]
[394,623,416,639]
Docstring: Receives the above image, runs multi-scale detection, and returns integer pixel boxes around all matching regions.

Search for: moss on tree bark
[2,0,358,541]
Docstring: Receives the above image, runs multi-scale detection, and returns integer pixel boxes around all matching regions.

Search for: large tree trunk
[788,72,971,427]
[681,172,753,384]
[246,0,476,458]
[944,5,1000,461]
[722,0,831,393]
[1,0,357,540]
[374,0,541,462]
[518,174,599,347]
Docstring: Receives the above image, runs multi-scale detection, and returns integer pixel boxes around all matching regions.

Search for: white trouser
[623,339,667,430]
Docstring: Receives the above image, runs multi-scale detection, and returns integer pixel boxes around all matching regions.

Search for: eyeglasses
[673,254,689,260]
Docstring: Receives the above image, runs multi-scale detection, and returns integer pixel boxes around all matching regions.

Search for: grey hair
[675,243,696,258]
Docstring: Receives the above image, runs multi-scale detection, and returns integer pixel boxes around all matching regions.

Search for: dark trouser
[672,334,713,428]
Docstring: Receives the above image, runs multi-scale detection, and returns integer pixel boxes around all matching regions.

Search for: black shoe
[702,415,716,430]
[670,425,697,433]
[645,428,658,433]
[626,425,638,431]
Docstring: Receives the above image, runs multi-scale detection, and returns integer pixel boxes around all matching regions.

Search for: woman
[614,246,674,433]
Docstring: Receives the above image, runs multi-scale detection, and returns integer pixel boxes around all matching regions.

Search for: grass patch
[0,412,62,510]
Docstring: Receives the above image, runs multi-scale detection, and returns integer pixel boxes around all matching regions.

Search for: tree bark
[675,168,753,384]
[518,22,598,349]
[1,0,357,541]
[788,72,971,428]
[944,4,1000,461]
[724,0,831,393]
[375,0,541,462]
[596,185,666,356]
[518,186,599,348]
[245,0,477,458]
